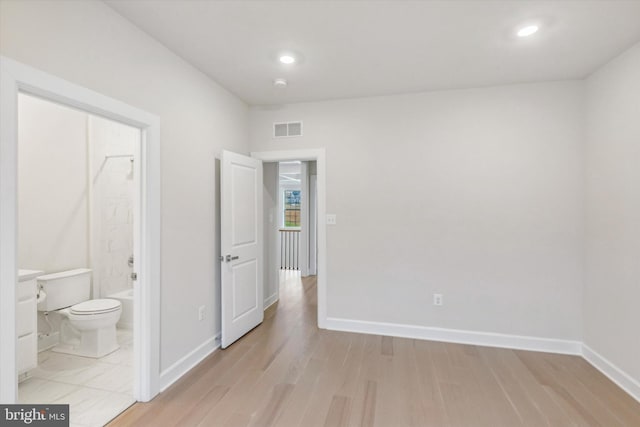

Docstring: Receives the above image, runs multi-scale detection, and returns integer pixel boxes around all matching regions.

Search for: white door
[221,150,263,348]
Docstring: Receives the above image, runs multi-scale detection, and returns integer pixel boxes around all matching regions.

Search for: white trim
[0,56,161,403]
[264,293,279,310]
[582,344,640,403]
[308,175,318,275]
[325,317,582,355]
[251,149,327,328]
[273,163,280,304]
[0,60,19,401]
[300,161,309,276]
[159,335,220,392]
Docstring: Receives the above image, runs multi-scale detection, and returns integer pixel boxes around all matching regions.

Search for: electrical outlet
[326,214,337,225]
[433,293,443,306]
[198,305,206,321]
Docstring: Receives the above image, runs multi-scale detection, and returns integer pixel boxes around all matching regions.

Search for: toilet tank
[37,268,91,311]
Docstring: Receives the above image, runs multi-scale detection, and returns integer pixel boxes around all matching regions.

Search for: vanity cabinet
[17,270,42,375]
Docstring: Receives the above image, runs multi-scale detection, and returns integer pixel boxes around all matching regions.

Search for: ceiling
[279,161,302,187]
[105,1,640,105]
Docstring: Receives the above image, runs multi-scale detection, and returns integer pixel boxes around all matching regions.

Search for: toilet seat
[70,298,121,316]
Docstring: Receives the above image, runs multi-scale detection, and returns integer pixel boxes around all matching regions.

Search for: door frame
[251,149,327,328]
[309,174,318,276]
[300,161,309,276]
[0,56,161,403]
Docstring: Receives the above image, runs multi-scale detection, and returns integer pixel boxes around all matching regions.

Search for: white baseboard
[159,334,221,392]
[264,293,278,310]
[37,332,59,352]
[582,344,640,403]
[325,317,582,355]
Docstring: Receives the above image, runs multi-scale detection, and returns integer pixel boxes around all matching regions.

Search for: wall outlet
[433,293,443,306]
[326,214,337,225]
[198,305,206,321]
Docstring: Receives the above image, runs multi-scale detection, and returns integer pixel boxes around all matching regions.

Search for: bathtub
[109,288,133,330]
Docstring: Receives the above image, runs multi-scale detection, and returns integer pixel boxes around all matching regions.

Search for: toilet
[37,268,122,358]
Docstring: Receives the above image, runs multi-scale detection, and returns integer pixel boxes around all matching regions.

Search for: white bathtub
[109,288,133,330]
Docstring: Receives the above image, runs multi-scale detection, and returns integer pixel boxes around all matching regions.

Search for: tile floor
[18,329,135,427]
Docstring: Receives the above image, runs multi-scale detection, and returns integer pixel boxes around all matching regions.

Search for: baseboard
[159,334,221,392]
[582,344,640,403]
[37,332,59,352]
[325,317,582,355]
[264,293,278,310]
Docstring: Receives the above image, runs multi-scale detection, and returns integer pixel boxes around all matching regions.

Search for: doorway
[268,160,318,293]
[16,93,138,424]
[0,57,161,405]
[251,149,327,329]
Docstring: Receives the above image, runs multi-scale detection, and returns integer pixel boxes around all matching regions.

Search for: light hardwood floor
[109,273,640,427]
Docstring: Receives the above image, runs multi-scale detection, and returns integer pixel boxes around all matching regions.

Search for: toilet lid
[70,299,121,315]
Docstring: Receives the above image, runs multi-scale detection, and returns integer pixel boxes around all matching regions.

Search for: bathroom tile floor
[18,329,135,427]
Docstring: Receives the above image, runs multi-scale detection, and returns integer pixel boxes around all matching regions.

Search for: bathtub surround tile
[102,276,129,297]
[91,116,135,301]
[107,235,130,252]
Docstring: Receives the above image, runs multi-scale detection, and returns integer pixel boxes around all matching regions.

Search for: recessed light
[279,55,296,64]
[273,78,288,88]
[517,25,539,37]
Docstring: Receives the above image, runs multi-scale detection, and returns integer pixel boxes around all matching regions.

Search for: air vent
[273,121,303,138]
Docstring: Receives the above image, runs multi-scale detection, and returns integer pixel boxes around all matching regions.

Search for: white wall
[250,81,585,341]
[584,42,640,384]
[18,94,89,272]
[1,0,249,372]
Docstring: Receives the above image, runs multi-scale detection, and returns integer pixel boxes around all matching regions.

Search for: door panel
[231,164,257,245]
[221,150,263,348]
[232,260,258,319]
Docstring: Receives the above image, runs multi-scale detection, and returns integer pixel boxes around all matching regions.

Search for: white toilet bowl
[54,299,122,358]
[37,269,123,358]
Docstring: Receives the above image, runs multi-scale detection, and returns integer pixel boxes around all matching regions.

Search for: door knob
[225,255,239,262]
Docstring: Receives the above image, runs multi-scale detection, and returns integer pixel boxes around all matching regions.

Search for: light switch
[326,214,337,225]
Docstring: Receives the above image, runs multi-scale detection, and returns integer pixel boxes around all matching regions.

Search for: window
[284,190,301,227]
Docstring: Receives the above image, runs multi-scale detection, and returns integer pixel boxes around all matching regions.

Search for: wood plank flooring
[109,273,640,426]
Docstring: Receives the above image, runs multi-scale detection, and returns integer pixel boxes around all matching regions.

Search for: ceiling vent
[274,121,303,138]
